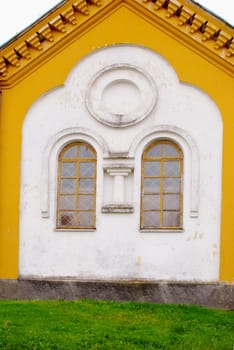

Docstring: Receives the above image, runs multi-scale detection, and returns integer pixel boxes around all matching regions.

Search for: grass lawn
[0,299,233,349]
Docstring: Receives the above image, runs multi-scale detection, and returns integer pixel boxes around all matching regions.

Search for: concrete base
[0,279,233,310]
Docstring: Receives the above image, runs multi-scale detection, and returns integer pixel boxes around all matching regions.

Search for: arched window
[57,142,96,229]
[141,140,183,229]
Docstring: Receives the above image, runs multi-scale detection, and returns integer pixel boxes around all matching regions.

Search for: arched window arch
[57,142,96,229]
[141,140,183,230]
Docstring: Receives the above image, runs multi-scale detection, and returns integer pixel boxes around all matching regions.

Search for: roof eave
[0,0,233,89]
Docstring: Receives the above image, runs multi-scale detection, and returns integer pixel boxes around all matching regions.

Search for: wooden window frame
[141,140,183,230]
[57,142,96,230]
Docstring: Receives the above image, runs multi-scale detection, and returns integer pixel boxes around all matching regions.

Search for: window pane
[144,212,160,227]
[80,162,95,177]
[60,195,76,210]
[58,142,96,229]
[163,211,180,227]
[63,146,78,158]
[147,144,162,157]
[144,195,160,210]
[141,140,183,230]
[163,178,180,193]
[78,212,94,227]
[144,178,160,193]
[78,195,94,210]
[163,194,180,210]
[59,212,76,226]
[164,144,179,157]
[144,161,160,176]
[164,161,180,176]
[61,179,76,194]
[79,179,94,193]
[80,145,94,158]
[62,162,76,177]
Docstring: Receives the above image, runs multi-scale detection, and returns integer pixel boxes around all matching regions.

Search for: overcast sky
[0,0,233,46]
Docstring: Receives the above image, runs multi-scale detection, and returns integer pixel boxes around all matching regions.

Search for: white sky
[0,0,233,46]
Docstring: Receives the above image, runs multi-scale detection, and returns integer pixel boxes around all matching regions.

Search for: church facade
[0,0,233,286]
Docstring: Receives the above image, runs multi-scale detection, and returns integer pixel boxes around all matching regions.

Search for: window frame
[56,141,97,230]
[140,139,183,231]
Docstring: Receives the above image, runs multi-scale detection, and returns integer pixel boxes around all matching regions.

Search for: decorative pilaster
[102,163,134,213]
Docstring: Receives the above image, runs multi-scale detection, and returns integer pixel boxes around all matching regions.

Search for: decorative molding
[0,0,233,87]
[102,203,134,213]
[86,64,157,127]
[139,0,234,63]
[102,161,134,213]
[41,127,109,218]
[0,0,103,86]
[129,125,200,218]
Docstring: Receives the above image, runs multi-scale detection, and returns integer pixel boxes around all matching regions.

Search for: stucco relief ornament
[85,64,157,127]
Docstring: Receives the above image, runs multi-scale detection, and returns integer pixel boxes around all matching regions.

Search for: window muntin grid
[57,142,96,229]
[141,140,183,230]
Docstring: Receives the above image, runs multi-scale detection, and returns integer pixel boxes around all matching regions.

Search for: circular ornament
[86,64,157,127]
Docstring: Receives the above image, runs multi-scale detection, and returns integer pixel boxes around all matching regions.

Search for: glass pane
[163,211,180,227]
[78,195,94,210]
[61,179,76,194]
[144,178,160,193]
[78,212,94,227]
[79,179,94,193]
[163,194,180,210]
[62,145,78,158]
[144,211,160,227]
[60,195,76,210]
[80,145,94,158]
[144,195,160,210]
[62,162,76,176]
[59,212,76,226]
[80,162,95,177]
[147,144,162,157]
[164,161,180,176]
[164,144,179,157]
[163,178,180,193]
[144,161,160,176]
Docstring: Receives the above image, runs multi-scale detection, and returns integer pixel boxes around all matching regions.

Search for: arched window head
[141,140,183,230]
[57,142,96,229]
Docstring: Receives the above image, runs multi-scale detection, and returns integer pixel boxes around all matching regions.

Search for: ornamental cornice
[0,0,233,88]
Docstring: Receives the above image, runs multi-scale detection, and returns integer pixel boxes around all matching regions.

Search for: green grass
[0,300,233,349]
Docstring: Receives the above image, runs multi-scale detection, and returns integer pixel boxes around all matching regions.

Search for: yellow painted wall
[0,5,233,281]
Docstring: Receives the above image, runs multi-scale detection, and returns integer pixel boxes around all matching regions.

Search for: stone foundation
[0,279,233,310]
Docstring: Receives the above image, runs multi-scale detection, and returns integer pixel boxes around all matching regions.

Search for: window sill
[140,228,184,233]
[55,228,96,232]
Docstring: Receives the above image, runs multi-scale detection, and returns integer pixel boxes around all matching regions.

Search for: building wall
[0,6,233,281]
[19,45,222,281]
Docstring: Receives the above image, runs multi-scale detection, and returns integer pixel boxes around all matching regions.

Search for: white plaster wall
[19,45,222,281]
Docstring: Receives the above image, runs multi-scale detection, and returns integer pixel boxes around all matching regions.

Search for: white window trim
[129,125,200,218]
[41,127,109,218]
